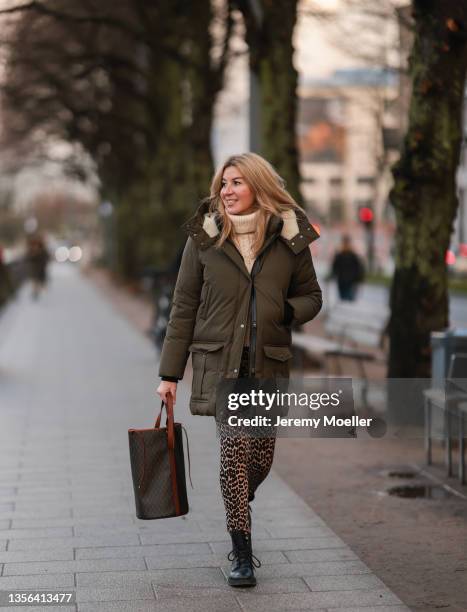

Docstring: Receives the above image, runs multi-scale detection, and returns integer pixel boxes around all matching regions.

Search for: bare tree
[0,0,235,276]
[235,0,303,203]
[388,1,467,377]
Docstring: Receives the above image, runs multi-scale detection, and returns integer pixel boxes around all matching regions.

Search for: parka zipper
[248,237,276,377]
[249,279,258,377]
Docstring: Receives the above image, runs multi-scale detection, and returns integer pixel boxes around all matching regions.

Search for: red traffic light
[358,206,374,224]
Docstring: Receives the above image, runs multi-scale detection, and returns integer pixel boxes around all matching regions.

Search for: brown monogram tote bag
[128,396,192,519]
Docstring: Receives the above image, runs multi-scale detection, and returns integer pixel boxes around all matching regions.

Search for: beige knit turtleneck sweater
[226,209,260,347]
[226,209,259,274]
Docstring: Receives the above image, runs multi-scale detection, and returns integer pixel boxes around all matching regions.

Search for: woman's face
[220,165,255,215]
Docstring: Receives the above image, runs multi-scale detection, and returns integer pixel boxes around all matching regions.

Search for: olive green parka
[159,201,322,416]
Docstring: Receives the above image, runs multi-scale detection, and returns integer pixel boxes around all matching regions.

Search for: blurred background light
[55,246,69,263]
[68,246,82,263]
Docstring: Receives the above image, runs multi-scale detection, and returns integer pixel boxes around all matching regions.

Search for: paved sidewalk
[0,264,410,611]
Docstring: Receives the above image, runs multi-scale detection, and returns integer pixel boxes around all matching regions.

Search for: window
[357,176,376,186]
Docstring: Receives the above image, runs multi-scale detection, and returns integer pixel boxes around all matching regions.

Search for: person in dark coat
[0,246,13,308]
[26,235,50,300]
[156,152,322,588]
[330,234,365,301]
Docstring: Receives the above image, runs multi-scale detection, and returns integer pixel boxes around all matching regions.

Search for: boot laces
[227,548,262,568]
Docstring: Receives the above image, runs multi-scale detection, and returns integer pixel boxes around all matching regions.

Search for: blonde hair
[205,152,305,255]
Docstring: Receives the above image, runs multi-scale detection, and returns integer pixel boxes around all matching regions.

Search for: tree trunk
[240,0,303,203]
[388,0,467,378]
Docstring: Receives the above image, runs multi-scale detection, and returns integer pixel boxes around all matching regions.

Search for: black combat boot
[227,530,261,587]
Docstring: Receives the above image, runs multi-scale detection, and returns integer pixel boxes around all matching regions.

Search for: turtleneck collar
[226,209,259,234]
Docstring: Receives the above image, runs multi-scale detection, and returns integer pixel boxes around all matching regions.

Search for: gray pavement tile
[196,517,326,531]
[1,509,72,520]
[0,504,14,512]
[3,557,147,576]
[234,589,402,611]
[15,474,72,481]
[76,567,226,588]
[284,549,358,563]
[251,497,317,509]
[0,574,75,589]
[13,492,72,502]
[75,543,212,560]
[8,534,141,550]
[140,525,271,541]
[72,526,139,537]
[70,508,134,519]
[11,517,136,529]
[264,526,336,539]
[139,532,244,546]
[0,462,20,471]
[0,520,11,530]
[328,607,410,612]
[210,537,347,555]
[145,551,287,570]
[237,560,371,579]
[304,574,388,592]
[9,504,69,513]
[0,607,59,612]
[155,577,310,597]
[249,506,324,521]
[0,488,17,496]
[77,596,241,612]
[0,541,7,551]
[76,585,155,603]
[0,549,75,563]
[0,528,73,539]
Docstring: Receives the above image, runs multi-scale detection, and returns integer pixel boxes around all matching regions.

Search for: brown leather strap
[155,396,181,515]
[155,398,175,451]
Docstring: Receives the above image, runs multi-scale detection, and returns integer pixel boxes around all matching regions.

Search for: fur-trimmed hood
[182,200,320,255]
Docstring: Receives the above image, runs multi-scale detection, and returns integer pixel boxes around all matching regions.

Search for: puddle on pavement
[387,484,453,499]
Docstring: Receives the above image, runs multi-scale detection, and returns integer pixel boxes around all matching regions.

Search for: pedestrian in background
[0,246,13,309]
[156,152,322,587]
[25,235,50,300]
[330,234,365,301]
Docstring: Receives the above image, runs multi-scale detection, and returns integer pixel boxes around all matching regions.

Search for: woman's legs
[219,433,250,532]
[247,436,276,504]
[219,432,277,533]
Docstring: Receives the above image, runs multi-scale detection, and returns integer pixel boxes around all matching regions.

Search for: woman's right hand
[157,381,177,406]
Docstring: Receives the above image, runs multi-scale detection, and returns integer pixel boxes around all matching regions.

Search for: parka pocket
[198,284,212,320]
[189,341,224,400]
[263,344,293,377]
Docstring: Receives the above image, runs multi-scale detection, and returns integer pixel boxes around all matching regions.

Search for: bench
[459,400,467,485]
[292,300,388,374]
[292,301,389,407]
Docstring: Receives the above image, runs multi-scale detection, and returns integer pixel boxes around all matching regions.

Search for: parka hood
[182,200,320,255]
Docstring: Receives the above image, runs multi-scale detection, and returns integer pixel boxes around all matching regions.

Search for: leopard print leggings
[218,347,277,533]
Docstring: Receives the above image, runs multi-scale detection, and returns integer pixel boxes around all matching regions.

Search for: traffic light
[358,205,374,228]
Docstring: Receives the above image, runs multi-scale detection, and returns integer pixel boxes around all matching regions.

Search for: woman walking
[157,152,322,587]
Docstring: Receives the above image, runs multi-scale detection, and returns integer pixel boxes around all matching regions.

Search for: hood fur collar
[183,201,320,254]
[202,209,300,240]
